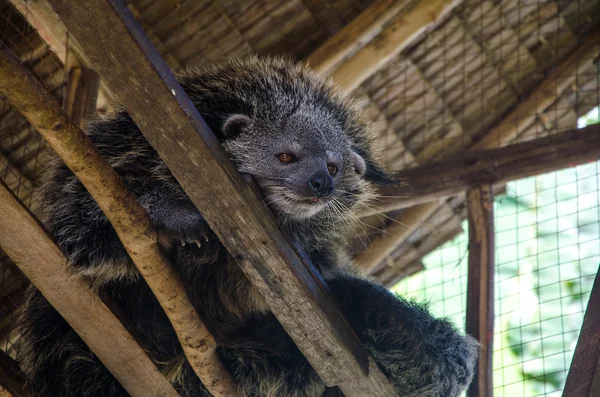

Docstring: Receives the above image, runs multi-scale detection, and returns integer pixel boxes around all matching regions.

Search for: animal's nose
[308,172,334,197]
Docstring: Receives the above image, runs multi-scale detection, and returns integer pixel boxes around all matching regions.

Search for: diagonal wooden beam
[307,0,415,75]
[0,180,180,397]
[323,0,462,94]
[43,0,396,395]
[562,267,600,397]
[355,200,443,273]
[0,348,27,397]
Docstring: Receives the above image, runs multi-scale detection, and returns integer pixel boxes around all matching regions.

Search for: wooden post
[562,267,600,397]
[0,40,237,397]
[63,66,100,126]
[465,185,495,397]
[0,180,180,397]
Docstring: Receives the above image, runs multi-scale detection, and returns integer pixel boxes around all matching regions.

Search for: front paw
[178,230,210,248]
[154,203,212,247]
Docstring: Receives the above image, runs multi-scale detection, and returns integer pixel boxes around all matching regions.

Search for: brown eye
[327,164,338,175]
[278,153,296,163]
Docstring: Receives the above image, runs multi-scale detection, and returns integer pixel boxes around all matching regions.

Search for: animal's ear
[351,148,397,186]
[222,114,253,139]
[350,150,367,176]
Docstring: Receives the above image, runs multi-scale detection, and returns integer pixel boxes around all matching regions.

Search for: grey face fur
[223,108,368,220]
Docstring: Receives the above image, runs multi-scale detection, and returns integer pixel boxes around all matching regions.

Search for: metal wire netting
[392,111,600,395]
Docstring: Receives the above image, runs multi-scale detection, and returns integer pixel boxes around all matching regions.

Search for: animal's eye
[278,153,296,163]
[327,164,338,175]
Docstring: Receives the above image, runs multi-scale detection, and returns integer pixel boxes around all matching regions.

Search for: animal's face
[222,111,373,221]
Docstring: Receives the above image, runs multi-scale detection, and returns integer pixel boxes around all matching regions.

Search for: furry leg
[18,288,129,397]
[326,274,478,397]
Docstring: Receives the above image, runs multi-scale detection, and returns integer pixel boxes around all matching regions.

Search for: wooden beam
[354,200,442,273]
[0,40,237,397]
[465,185,495,397]
[369,123,600,212]
[0,180,180,397]
[43,1,395,395]
[63,66,100,126]
[8,0,112,109]
[328,0,460,93]
[307,0,414,75]
[0,349,26,397]
[562,267,600,397]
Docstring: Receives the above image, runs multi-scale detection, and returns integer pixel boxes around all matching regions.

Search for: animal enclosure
[0,0,599,396]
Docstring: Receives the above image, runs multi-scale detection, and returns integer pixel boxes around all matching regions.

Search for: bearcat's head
[178,57,393,223]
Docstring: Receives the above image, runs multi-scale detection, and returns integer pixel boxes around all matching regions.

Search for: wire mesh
[393,109,600,396]
[0,0,68,362]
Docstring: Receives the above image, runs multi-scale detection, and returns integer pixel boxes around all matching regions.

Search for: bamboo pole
[0,41,237,397]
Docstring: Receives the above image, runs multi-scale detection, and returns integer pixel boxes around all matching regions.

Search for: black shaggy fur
[18,57,478,397]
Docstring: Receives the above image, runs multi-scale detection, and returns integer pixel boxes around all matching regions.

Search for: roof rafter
[325,0,462,94]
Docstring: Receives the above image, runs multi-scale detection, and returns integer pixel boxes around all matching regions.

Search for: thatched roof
[0,0,599,356]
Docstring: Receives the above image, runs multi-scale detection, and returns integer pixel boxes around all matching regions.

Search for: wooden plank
[354,200,442,273]
[63,66,100,126]
[307,0,414,75]
[329,0,461,93]
[562,268,600,397]
[465,185,495,397]
[0,40,237,397]
[0,180,181,397]
[8,0,113,109]
[367,123,600,212]
[43,0,395,395]
[0,350,26,397]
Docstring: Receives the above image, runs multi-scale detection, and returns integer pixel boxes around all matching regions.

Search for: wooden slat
[465,185,495,397]
[562,268,600,397]
[0,350,26,397]
[0,40,237,397]
[354,200,442,273]
[8,0,113,109]
[0,180,180,397]
[44,0,395,395]
[63,66,100,126]
[307,0,414,75]
[368,123,600,212]
[329,0,461,93]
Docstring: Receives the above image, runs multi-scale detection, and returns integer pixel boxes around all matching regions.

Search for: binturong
[18,57,478,397]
